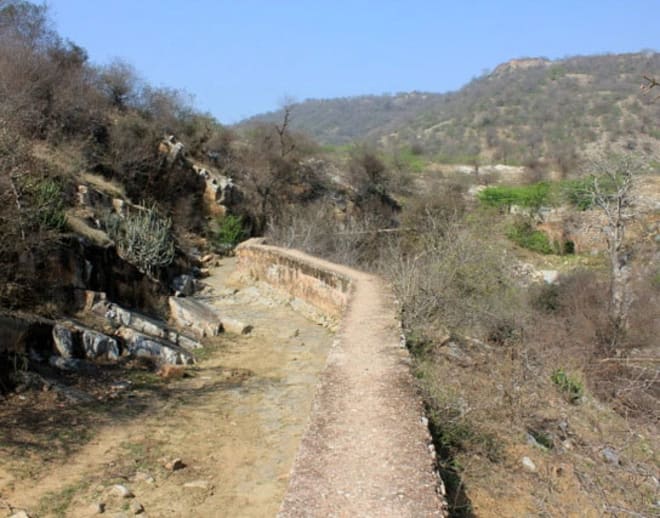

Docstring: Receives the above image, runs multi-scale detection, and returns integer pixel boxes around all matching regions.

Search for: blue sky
[49,0,659,124]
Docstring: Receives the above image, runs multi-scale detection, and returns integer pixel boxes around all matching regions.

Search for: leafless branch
[8,172,25,241]
[641,75,660,101]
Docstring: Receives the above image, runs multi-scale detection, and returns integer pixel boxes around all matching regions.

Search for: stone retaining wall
[235,239,353,319]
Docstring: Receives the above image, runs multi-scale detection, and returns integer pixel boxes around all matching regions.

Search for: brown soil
[1,252,446,517]
[0,258,334,517]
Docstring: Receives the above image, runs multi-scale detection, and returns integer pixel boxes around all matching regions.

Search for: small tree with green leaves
[212,214,246,252]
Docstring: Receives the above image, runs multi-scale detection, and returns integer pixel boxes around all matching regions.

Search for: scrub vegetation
[1,2,658,517]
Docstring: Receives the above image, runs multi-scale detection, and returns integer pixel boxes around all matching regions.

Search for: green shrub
[19,177,67,233]
[395,147,426,173]
[478,182,552,210]
[561,178,593,210]
[105,204,175,277]
[506,220,556,254]
[527,428,554,450]
[32,178,67,231]
[213,214,246,251]
[551,368,584,403]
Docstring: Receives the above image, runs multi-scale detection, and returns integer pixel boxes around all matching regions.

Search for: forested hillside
[240,52,660,169]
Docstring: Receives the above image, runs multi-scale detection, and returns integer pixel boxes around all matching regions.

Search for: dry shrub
[382,211,521,340]
[0,3,105,142]
[234,125,328,234]
[527,267,659,422]
[348,146,400,219]
[586,273,660,420]
[0,129,70,309]
[266,201,388,267]
[589,361,659,420]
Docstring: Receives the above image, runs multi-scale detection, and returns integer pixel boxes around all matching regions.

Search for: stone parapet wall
[235,239,353,319]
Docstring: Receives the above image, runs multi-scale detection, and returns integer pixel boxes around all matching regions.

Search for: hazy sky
[48,0,659,124]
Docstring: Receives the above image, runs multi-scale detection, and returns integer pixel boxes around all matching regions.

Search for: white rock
[183,479,212,489]
[82,329,120,360]
[109,484,134,498]
[221,316,253,335]
[521,456,537,473]
[540,269,559,284]
[601,447,620,465]
[168,297,222,338]
[52,325,75,358]
[116,327,194,365]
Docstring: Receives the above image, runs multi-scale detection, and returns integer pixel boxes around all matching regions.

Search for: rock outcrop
[52,321,120,361]
[115,327,194,365]
[168,297,222,338]
[91,300,201,351]
[192,164,242,216]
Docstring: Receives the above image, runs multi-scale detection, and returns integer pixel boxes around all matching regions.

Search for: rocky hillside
[0,1,399,321]
[239,52,660,168]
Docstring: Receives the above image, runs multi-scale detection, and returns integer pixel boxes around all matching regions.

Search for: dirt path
[0,259,334,517]
[271,248,446,517]
[1,251,445,517]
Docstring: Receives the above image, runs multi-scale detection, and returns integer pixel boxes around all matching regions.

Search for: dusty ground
[420,339,659,517]
[0,259,334,517]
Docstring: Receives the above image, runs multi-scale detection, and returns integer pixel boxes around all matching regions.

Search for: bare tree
[275,96,296,158]
[587,154,645,348]
[641,75,659,101]
[99,58,140,110]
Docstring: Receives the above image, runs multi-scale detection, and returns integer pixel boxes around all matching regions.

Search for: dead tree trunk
[588,154,641,349]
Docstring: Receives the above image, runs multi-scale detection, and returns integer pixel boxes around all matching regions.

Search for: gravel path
[276,250,446,517]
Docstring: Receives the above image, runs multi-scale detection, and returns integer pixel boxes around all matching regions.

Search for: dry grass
[80,172,126,198]
[417,326,658,517]
[64,211,113,247]
[380,199,659,517]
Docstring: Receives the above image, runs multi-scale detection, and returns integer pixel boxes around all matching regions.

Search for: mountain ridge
[237,52,660,167]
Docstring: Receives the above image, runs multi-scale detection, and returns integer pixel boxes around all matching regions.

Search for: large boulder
[82,329,120,360]
[115,327,194,365]
[168,297,222,338]
[158,135,186,164]
[171,274,195,296]
[166,331,202,351]
[52,325,76,358]
[53,321,120,361]
[192,164,242,214]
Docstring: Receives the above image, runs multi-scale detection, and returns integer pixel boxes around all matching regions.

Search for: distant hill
[238,52,660,167]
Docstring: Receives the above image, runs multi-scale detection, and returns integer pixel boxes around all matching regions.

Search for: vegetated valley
[1,1,659,517]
